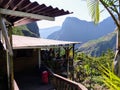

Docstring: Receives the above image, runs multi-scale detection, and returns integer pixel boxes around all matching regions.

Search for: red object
[42,71,49,84]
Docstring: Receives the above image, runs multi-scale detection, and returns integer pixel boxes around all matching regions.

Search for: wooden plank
[0,8,55,21]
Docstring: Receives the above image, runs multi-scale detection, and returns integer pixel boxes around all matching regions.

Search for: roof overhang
[0,0,73,55]
[0,8,54,26]
[0,0,73,26]
[12,35,80,49]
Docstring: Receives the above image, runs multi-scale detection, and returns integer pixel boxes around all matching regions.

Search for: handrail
[50,73,88,90]
[46,65,88,90]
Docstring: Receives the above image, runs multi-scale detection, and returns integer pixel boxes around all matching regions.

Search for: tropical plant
[74,50,114,89]
[87,0,120,76]
[86,0,120,89]
[99,64,120,90]
[12,25,27,35]
[12,25,38,37]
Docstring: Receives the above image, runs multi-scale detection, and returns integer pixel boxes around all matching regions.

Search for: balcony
[13,67,87,90]
[50,72,88,90]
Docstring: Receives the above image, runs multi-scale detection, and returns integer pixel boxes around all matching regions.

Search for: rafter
[14,18,38,26]
[0,8,55,21]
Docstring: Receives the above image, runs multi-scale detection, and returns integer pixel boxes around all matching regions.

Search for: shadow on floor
[14,67,55,90]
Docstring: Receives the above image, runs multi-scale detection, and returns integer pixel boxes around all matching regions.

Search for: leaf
[99,64,120,90]
[87,0,100,24]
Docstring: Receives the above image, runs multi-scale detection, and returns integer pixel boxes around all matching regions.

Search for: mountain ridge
[39,26,61,38]
[77,31,116,56]
[47,16,116,44]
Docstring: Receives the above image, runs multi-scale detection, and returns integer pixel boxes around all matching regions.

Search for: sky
[30,0,110,29]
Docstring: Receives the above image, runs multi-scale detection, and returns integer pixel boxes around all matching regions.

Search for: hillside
[47,17,116,43]
[12,22,40,37]
[12,19,117,57]
[77,31,117,56]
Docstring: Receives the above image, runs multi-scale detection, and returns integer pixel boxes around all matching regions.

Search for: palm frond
[87,0,99,24]
[99,64,120,90]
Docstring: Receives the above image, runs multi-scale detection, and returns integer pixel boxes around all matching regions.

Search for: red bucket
[42,71,48,84]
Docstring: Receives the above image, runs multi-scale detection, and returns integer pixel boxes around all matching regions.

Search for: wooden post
[0,15,13,55]
[8,26,14,90]
[9,55,14,90]
[6,50,10,90]
[72,44,75,58]
[72,44,75,80]
[0,15,14,90]
[65,47,69,78]
[38,49,41,69]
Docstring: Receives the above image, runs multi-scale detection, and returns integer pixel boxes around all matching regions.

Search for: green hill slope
[77,31,117,56]
[12,22,40,37]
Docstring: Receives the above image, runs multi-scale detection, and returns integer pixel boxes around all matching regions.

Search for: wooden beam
[13,45,72,50]
[14,18,38,26]
[0,15,13,55]
[0,8,55,21]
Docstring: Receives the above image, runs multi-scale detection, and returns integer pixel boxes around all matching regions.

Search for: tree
[87,0,120,76]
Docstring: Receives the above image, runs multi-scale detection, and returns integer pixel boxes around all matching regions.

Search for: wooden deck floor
[14,68,55,90]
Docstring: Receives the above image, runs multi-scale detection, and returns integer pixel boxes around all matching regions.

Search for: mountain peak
[48,16,116,44]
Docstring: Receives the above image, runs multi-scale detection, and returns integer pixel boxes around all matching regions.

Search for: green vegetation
[12,25,38,37]
[74,49,114,89]
[12,25,27,35]
[87,0,120,77]
[86,0,120,89]
[78,31,116,56]
[100,64,120,90]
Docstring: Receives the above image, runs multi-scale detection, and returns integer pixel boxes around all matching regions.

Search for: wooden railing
[50,73,88,90]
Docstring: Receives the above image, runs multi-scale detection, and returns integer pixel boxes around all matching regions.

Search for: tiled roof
[12,35,80,49]
[0,0,72,26]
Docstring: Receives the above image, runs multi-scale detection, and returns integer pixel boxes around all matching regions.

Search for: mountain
[77,31,117,56]
[39,26,61,38]
[26,22,40,37]
[47,17,116,43]
[12,22,40,37]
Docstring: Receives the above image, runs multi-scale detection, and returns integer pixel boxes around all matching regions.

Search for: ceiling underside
[0,0,72,26]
